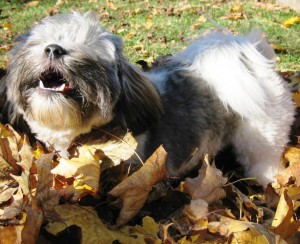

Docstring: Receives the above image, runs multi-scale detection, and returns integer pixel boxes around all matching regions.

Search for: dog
[0,12,295,187]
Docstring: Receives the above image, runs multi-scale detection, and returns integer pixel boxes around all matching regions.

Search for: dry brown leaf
[0,226,23,244]
[109,145,168,227]
[275,160,300,186]
[1,187,25,220]
[183,199,209,232]
[36,153,60,220]
[271,190,300,239]
[180,155,227,204]
[0,187,17,203]
[0,124,22,175]
[46,204,146,243]
[230,185,264,222]
[52,147,102,200]
[208,216,283,243]
[21,206,44,244]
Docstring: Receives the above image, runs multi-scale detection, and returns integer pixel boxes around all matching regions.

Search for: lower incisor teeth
[56,83,66,91]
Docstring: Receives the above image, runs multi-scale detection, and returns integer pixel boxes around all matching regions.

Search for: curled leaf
[180,155,227,204]
[109,145,168,227]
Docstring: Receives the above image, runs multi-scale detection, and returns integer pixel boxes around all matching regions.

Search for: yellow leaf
[2,23,12,31]
[0,226,23,244]
[198,15,207,23]
[145,19,152,29]
[46,204,146,243]
[51,148,101,200]
[230,4,243,12]
[25,1,39,7]
[292,90,300,108]
[284,146,300,164]
[208,216,283,243]
[282,16,300,27]
[126,31,136,39]
[272,190,300,239]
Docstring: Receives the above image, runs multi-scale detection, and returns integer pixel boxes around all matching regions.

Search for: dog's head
[4,12,162,134]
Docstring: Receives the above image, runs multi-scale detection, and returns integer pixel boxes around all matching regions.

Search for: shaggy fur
[0,12,295,187]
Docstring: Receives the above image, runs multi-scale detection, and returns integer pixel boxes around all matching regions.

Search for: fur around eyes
[0,12,295,187]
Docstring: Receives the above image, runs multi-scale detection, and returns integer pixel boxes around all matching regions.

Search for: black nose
[44,44,67,59]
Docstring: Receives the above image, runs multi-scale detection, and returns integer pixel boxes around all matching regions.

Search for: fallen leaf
[284,146,300,164]
[2,23,12,31]
[109,145,168,227]
[182,199,209,233]
[180,155,227,204]
[21,206,44,244]
[46,204,146,243]
[0,226,23,244]
[282,16,300,27]
[1,187,25,220]
[126,31,136,39]
[271,190,300,239]
[25,1,39,7]
[275,160,300,186]
[35,153,60,220]
[208,216,283,243]
[120,216,161,243]
[51,147,102,200]
[230,4,243,12]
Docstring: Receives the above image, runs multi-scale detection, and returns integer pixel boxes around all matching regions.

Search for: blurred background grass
[0,0,299,71]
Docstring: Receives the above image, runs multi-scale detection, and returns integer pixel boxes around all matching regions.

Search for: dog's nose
[44,44,67,59]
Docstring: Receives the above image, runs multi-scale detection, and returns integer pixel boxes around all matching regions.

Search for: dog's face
[4,12,162,134]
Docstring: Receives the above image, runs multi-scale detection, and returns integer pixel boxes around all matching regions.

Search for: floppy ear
[115,56,163,134]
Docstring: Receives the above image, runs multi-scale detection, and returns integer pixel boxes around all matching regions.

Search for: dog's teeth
[56,83,66,91]
[39,80,45,89]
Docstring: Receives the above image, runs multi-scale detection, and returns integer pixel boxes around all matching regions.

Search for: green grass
[0,0,299,71]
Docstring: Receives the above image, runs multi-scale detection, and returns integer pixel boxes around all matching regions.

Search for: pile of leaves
[0,71,300,243]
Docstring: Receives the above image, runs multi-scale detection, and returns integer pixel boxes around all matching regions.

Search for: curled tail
[178,30,289,119]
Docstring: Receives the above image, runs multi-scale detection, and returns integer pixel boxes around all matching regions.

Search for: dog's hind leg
[232,118,287,187]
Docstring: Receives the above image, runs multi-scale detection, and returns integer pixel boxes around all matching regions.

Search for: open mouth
[38,70,73,93]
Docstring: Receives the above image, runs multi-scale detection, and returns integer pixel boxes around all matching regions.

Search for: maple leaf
[182,198,209,235]
[271,190,300,239]
[0,124,34,221]
[46,204,147,243]
[180,155,227,204]
[108,145,168,227]
[120,216,161,243]
[275,159,300,186]
[0,226,23,244]
[208,216,283,243]
[51,147,102,200]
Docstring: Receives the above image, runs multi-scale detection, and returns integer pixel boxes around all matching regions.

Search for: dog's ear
[115,56,163,134]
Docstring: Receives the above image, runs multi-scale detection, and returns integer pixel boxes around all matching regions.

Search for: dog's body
[1,12,294,186]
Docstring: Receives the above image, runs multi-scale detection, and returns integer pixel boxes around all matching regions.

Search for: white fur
[25,90,112,157]
[178,31,295,186]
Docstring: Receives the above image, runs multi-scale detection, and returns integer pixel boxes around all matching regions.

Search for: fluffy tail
[178,30,285,119]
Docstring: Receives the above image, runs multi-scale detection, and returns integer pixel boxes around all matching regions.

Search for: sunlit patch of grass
[0,0,299,70]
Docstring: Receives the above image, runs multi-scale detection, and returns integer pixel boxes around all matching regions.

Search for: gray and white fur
[1,12,295,187]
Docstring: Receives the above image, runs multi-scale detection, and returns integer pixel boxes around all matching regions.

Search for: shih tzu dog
[1,12,295,187]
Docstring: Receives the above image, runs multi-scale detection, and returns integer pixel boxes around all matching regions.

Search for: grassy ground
[0,0,299,71]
